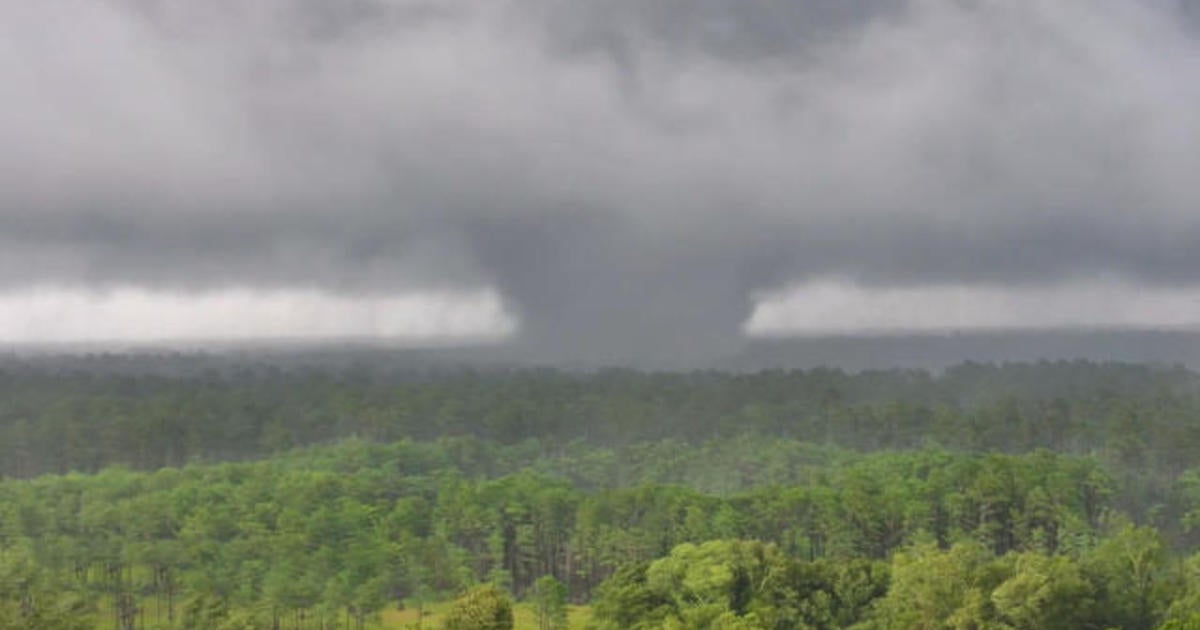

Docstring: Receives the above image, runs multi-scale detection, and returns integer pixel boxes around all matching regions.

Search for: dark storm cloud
[2,0,1200,359]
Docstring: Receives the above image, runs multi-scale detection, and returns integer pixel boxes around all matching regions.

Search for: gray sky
[3,0,1200,360]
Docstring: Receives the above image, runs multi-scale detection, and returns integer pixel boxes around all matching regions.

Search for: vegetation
[2,358,1198,479]
[442,585,513,630]
[529,576,567,630]
[4,359,1200,628]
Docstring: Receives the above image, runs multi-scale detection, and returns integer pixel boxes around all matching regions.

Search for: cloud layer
[749,277,1200,335]
[0,287,512,343]
[3,0,1200,359]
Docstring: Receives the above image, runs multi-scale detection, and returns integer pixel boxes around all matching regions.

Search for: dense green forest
[6,358,1200,628]
[3,357,1199,478]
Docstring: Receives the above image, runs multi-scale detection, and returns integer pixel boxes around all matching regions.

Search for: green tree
[991,553,1094,629]
[531,575,568,630]
[864,542,1010,630]
[1084,524,1173,630]
[587,562,673,630]
[1160,616,1200,630]
[443,585,514,630]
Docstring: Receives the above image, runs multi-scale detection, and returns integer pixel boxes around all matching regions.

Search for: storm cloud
[3,0,1200,361]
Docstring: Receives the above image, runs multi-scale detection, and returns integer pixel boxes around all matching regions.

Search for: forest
[6,357,1200,628]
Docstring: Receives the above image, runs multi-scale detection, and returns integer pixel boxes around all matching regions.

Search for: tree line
[588,531,1200,630]
[1,359,1199,479]
[4,434,1200,629]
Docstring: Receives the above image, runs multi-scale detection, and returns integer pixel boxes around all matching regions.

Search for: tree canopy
[2,359,1200,628]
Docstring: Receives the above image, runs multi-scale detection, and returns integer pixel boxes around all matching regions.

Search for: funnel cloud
[3,0,1200,361]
